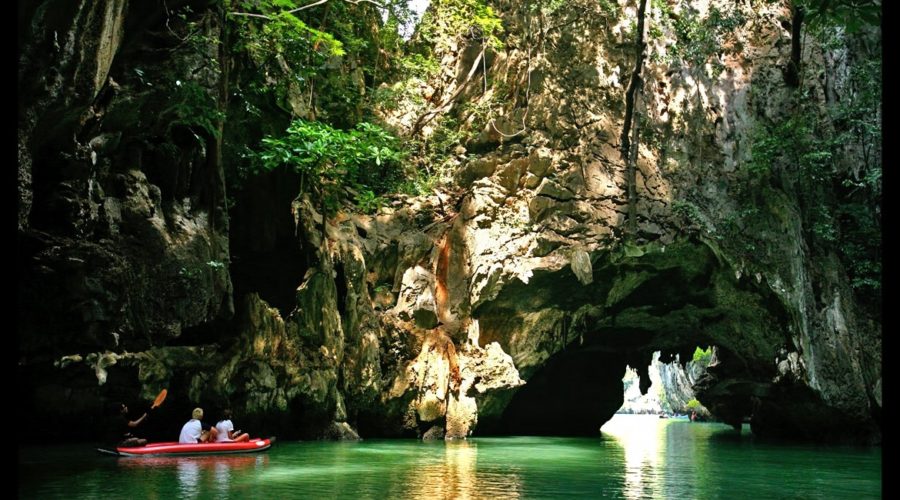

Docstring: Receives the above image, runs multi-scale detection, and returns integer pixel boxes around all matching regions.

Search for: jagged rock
[570,249,593,285]
[393,266,438,328]
[323,421,362,441]
[421,425,445,440]
[454,157,499,188]
[408,332,458,423]
[19,0,232,359]
[495,157,529,193]
[534,178,575,201]
[619,351,710,417]
[527,148,554,178]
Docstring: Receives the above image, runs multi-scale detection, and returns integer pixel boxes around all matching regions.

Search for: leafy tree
[257,119,406,214]
[417,0,504,52]
[225,0,386,124]
[802,0,881,33]
[692,346,713,366]
[785,0,880,86]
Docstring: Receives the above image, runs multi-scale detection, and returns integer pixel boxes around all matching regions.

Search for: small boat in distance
[98,437,274,457]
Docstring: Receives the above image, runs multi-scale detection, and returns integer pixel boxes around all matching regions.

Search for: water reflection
[411,440,477,499]
[116,454,269,498]
[601,414,663,499]
[405,440,524,499]
[214,458,231,497]
[177,459,200,498]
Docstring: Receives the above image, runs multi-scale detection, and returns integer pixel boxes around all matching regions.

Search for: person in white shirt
[179,407,218,443]
[215,408,250,442]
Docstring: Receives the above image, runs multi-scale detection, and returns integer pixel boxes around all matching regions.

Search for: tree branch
[231,0,384,20]
[621,0,649,240]
[229,12,272,20]
[411,47,485,136]
[620,0,649,161]
[288,0,330,13]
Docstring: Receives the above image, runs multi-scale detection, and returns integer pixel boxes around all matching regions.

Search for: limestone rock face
[21,0,879,444]
[19,0,232,356]
[619,352,710,418]
[347,0,878,442]
[384,0,878,443]
[18,1,234,438]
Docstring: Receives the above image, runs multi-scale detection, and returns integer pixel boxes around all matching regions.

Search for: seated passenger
[215,409,250,442]
[179,407,218,443]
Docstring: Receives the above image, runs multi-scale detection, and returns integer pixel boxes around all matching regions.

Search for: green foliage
[179,260,225,278]
[402,115,469,195]
[370,53,440,111]
[226,0,385,124]
[160,80,225,139]
[257,119,406,212]
[811,205,837,243]
[686,398,701,410]
[671,200,705,229]
[747,116,812,179]
[675,6,744,67]
[529,0,617,20]
[179,266,201,280]
[472,3,504,49]
[650,2,745,73]
[397,170,442,196]
[744,52,880,300]
[220,0,446,208]
[692,346,713,366]
[206,260,226,270]
[801,0,881,33]
[354,189,386,214]
[418,0,505,51]
[138,4,226,140]
[529,0,566,16]
[230,2,345,57]
[398,53,441,79]
[232,6,344,102]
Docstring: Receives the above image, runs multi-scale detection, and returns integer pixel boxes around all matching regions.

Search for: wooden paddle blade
[151,389,167,409]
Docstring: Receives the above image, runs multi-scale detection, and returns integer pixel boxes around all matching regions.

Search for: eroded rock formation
[18,0,880,444]
[619,351,711,417]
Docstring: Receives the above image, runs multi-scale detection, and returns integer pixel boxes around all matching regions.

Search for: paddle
[139,389,167,425]
[150,389,168,410]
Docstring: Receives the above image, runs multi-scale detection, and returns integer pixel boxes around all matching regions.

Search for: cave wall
[18,0,233,438]
[18,0,880,444]
[354,0,878,441]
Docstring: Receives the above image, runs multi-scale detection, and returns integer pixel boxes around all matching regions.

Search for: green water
[18,415,881,499]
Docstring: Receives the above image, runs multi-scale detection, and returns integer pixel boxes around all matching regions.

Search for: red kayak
[98,438,274,457]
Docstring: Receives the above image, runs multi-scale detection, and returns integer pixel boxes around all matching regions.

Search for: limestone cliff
[18,0,233,437]
[619,351,710,417]
[356,0,881,442]
[18,0,880,444]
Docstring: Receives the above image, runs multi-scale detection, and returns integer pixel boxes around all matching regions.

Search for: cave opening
[485,348,629,436]
[471,240,791,438]
[482,343,716,436]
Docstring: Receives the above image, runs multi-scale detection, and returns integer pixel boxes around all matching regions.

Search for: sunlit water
[18,415,881,499]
